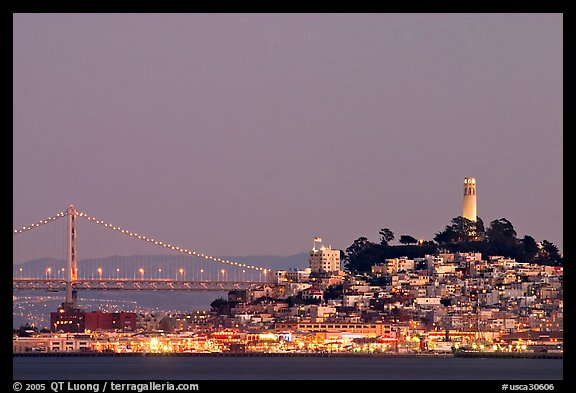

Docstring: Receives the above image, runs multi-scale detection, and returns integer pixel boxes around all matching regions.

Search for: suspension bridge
[13,205,275,309]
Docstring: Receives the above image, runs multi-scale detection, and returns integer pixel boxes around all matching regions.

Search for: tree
[399,235,418,245]
[474,217,486,241]
[339,250,346,263]
[452,216,479,242]
[537,240,562,265]
[344,237,370,261]
[415,259,429,270]
[210,297,228,309]
[434,225,459,244]
[343,237,380,273]
[486,218,517,242]
[210,297,232,315]
[379,228,395,246]
[434,216,477,244]
[519,235,539,263]
[284,295,304,307]
[324,284,343,301]
[485,218,518,256]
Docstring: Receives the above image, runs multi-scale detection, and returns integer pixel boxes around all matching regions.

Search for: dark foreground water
[13,356,563,380]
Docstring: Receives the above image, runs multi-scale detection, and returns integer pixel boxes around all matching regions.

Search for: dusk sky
[13,13,563,263]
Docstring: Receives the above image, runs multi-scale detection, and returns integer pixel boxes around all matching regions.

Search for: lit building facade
[275,322,392,337]
[309,244,341,273]
[51,310,136,333]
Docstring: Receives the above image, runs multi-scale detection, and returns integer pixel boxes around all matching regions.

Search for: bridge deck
[13,279,270,291]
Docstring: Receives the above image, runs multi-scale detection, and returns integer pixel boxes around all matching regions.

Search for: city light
[12,207,563,359]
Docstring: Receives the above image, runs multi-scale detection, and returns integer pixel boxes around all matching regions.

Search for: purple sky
[13,13,563,261]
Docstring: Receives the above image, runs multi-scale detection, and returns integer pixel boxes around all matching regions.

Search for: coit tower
[462,177,477,222]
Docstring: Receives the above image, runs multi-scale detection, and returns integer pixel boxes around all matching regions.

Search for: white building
[309,244,341,273]
[455,252,483,263]
[307,305,337,323]
[13,334,92,353]
[415,297,442,306]
[435,264,456,275]
[284,282,312,297]
[276,268,311,284]
[137,312,165,331]
[373,257,415,275]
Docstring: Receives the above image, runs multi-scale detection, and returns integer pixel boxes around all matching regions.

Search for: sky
[13,13,563,262]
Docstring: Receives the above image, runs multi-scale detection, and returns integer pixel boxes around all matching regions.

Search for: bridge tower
[63,204,79,310]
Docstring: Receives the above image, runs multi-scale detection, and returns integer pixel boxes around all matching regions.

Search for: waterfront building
[50,309,136,333]
[50,309,86,333]
[13,333,92,353]
[275,322,392,338]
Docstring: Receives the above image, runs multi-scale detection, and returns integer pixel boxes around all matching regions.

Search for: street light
[158,268,162,280]
[139,268,144,280]
[220,269,226,282]
[200,269,203,281]
[97,267,103,280]
[46,267,52,280]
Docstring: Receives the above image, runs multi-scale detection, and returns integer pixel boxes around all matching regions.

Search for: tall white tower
[462,177,477,222]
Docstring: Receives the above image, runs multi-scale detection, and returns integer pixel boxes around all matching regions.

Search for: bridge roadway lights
[13,279,267,291]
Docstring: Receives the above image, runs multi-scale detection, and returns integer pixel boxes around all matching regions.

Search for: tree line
[343,216,562,273]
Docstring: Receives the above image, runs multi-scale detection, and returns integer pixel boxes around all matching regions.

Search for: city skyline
[13,13,563,260]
